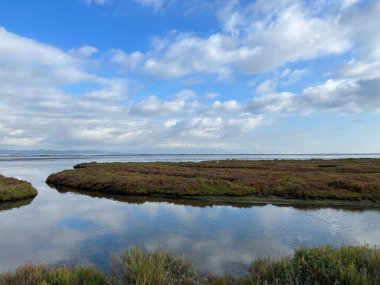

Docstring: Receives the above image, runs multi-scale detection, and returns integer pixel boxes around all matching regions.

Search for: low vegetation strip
[46,159,380,202]
[1,245,379,285]
[0,175,37,202]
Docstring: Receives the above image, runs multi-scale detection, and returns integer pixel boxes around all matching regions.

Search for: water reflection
[51,185,262,209]
[0,156,379,276]
[52,184,379,212]
[0,198,35,212]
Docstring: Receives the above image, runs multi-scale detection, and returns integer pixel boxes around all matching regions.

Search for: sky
[0,0,379,153]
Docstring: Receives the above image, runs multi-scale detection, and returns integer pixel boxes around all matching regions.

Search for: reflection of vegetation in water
[51,185,378,211]
[46,159,380,204]
[0,174,37,202]
[51,185,260,209]
[1,245,379,284]
[0,198,34,212]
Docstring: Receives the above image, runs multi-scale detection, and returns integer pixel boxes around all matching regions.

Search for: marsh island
[0,174,37,202]
[46,159,380,206]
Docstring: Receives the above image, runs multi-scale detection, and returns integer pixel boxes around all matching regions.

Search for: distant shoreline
[2,152,380,156]
[2,153,380,163]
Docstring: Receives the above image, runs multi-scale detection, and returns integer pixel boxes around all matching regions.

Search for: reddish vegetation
[46,159,380,201]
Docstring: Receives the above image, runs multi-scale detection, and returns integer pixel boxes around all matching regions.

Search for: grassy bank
[0,175,37,202]
[46,159,380,204]
[1,245,379,284]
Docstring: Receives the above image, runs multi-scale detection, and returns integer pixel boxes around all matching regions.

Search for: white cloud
[69,46,98,58]
[340,0,361,9]
[110,49,145,70]
[212,100,242,112]
[0,137,42,147]
[111,0,351,79]
[130,95,186,115]
[85,80,128,101]
[0,27,93,86]
[182,113,263,139]
[251,92,295,114]
[173,89,197,100]
[141,33,251,79]
[256,79,277,94]
[186,117,223,138]
[340,60,380,80]
[249,77,380,115]
[300,78,380,113]
[334,2,380,86]
[280,68,308,85]
[232,3,350,73]
[70,127,117,141]
[342,1,380,61]
[205,92,220,99]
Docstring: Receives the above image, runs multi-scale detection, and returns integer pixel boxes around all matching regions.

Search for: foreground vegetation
[0,175,37,202]
[1,245,379,284]
[46,159,380,204]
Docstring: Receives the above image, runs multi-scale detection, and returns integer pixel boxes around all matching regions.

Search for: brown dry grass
[46,159,380,201]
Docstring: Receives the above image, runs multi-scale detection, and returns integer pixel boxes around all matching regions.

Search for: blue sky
[0,0,379,153]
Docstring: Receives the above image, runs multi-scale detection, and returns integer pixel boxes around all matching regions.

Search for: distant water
[1,153,380,162]
[0,154,379,275]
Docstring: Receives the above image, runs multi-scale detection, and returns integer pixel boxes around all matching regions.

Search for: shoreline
[51,185,380,210]
[183,195,380,208]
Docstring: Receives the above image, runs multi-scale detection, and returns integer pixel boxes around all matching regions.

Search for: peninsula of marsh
[0,174,37,202]
[46,159,380,207]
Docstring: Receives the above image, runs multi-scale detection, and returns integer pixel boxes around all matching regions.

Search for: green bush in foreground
[1,245,379,285]
[109,248,202,285]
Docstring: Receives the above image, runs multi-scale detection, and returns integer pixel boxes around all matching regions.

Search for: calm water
[0,154,380,275]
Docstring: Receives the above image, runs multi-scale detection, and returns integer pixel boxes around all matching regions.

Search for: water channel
[1,154,379,275]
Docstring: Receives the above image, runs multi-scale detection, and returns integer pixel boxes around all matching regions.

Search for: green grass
[109,247,201,285]
[244,245,380,285]
[46,159,380,204]
[1,246,379,285]
[0,264,107,285]
[0,175,37,202]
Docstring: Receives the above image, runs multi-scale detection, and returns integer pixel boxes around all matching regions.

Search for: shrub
[109,247,202,285]
[0,264,107,285]
[248,245,380,285]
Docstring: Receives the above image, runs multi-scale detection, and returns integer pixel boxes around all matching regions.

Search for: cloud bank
[1,0,380,152]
